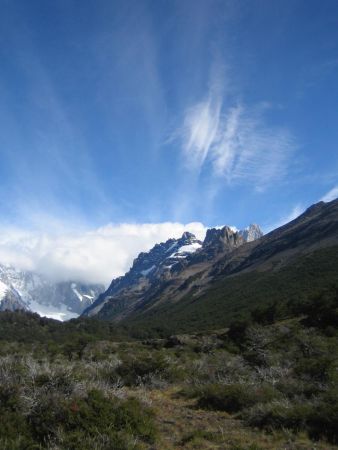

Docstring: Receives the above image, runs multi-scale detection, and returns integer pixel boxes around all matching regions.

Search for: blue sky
[0,0,338,282]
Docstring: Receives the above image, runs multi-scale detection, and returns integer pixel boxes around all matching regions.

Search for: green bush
[302,291,338,330]
[243,394,338,445]
[243,401,312,431]
[116,351,169,386]
[307,394,338,444]
[0,386,34,447]
[227,319,251,345]
[196,383,278,413]
[29,390,157,449]
[276,378,319,399]
[0,387,157,450]
[294,355,335,382]
[251,303,278,325]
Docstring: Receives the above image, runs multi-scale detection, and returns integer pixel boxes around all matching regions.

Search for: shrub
[251,303,278,325]
[294,355,335,382]
[28,390,157,449]
[227,319,251,345]
[196,383,278,413]
[243,395,338,445]
[0,386,34,447]
[302,292,338,329]
[307,396,338,444]
[242,400,312,432]
[116,352,169,386]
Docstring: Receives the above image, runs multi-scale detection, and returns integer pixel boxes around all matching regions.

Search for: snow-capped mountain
[0,264,104,320]
[83,224,263,320]
[130,231,203,279]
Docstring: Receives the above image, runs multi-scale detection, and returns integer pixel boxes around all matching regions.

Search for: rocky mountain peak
[239,224,263,242]
[181,231,196,241]
[204,226,242,247]
[200,226,244,260]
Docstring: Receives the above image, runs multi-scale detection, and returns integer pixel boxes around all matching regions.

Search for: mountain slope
[124,245,338,335]
[122,199,338,334]
[84,199,338,335]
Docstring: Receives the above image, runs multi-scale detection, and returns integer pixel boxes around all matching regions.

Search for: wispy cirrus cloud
[264,185,338,233]
[264,204,305,233]
[321,185,338,202]
[177,80,296,191]
[182,94,222,171]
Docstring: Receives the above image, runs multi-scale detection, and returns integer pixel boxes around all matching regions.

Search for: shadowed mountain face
[83,231,204,319]
[83,199,338,332]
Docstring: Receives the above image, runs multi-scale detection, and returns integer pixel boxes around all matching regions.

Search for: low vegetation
[0,286,338,449]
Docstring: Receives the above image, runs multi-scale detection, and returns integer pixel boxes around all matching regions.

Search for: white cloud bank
[0,222,207,286]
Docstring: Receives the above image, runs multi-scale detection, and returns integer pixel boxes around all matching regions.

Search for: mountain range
[0,265,104,320]
[0,223,262,322]
[2,198,338,331]
[83,224,263,320]
[83,198,338,335]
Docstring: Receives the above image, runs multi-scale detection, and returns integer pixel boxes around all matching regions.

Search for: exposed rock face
[200,226,245,258]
